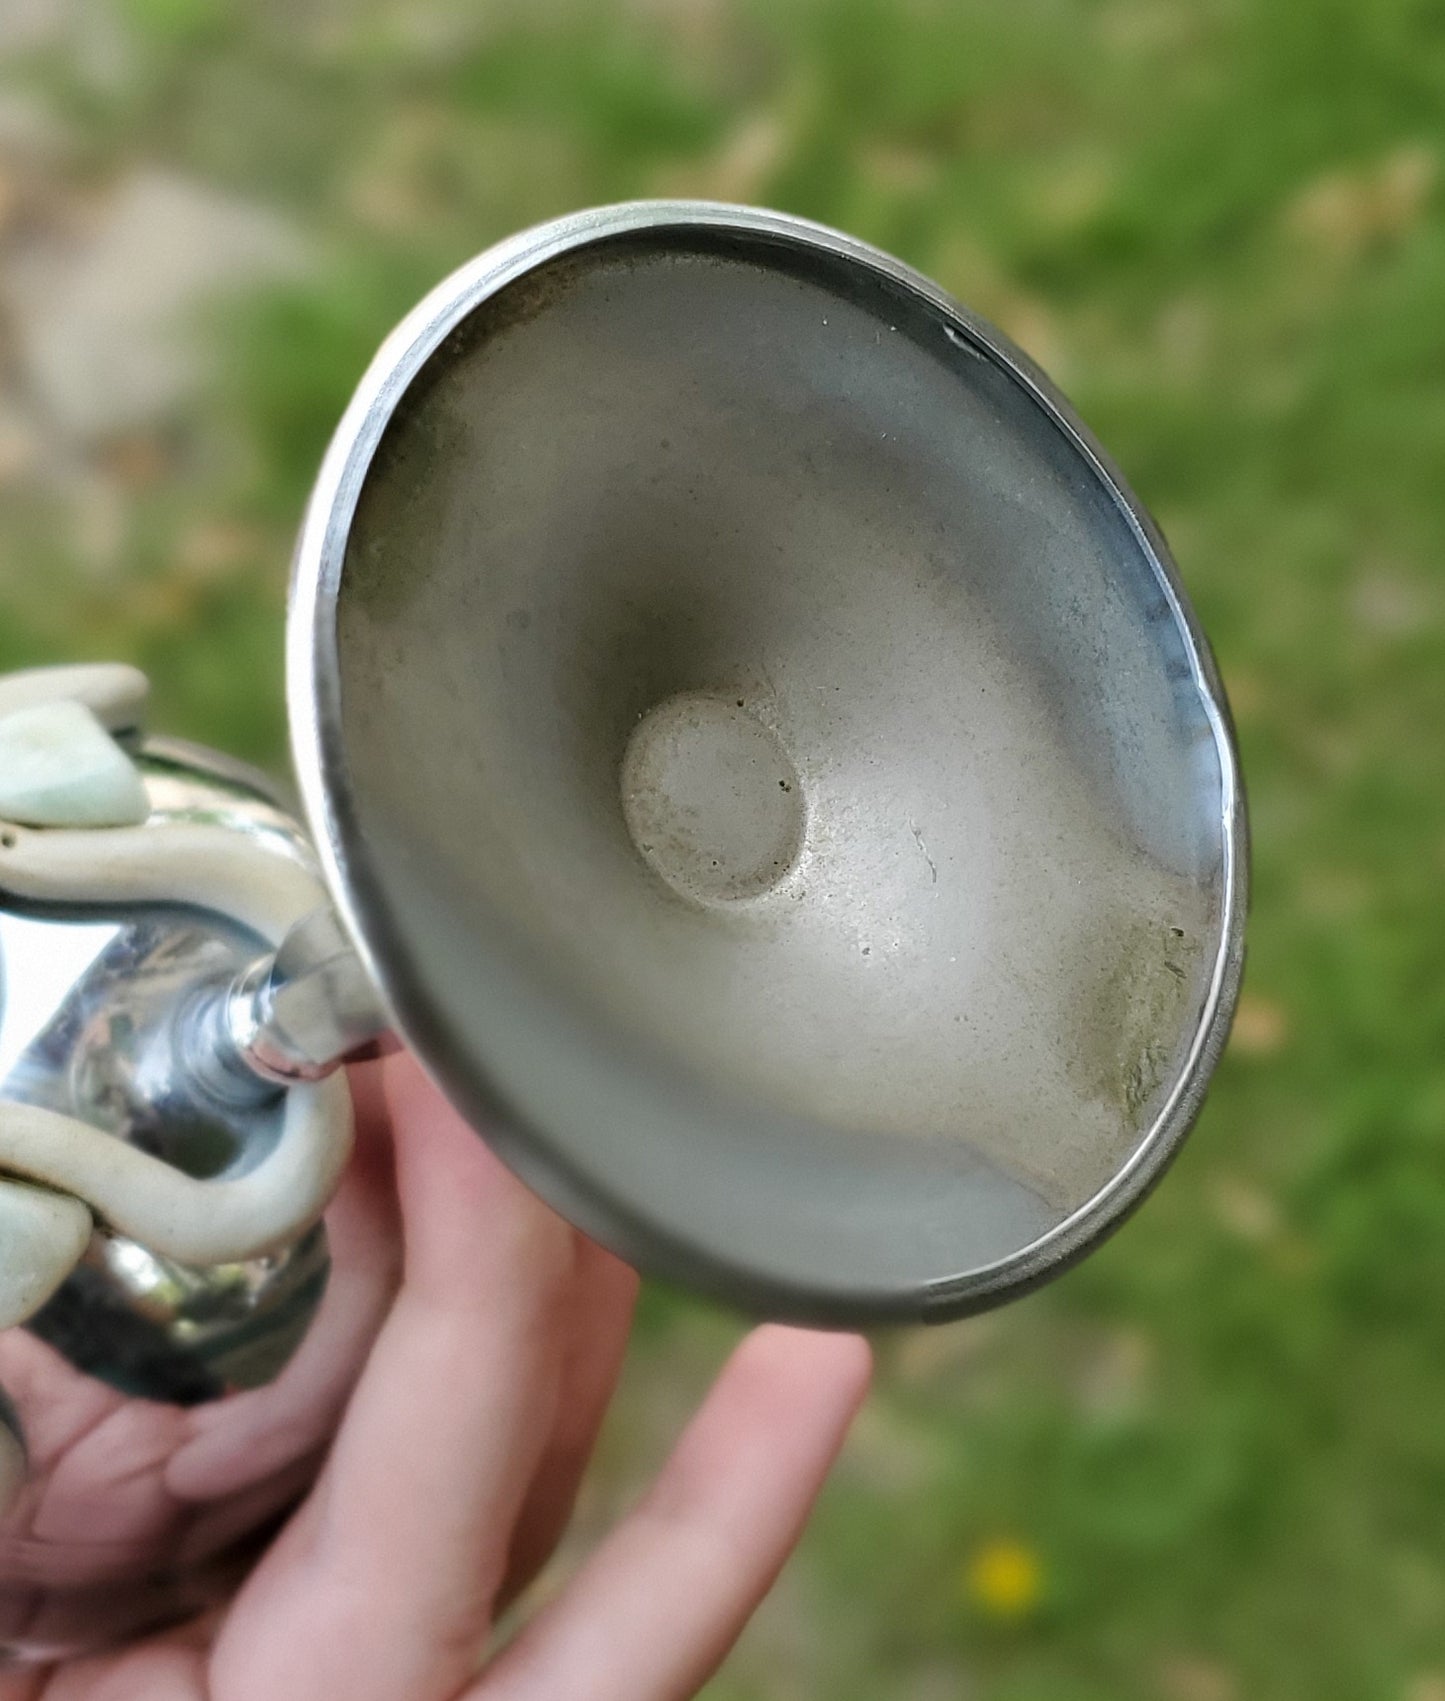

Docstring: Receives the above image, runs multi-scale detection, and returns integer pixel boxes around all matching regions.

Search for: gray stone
[0,0,77,58]
[1,0,134,88]
[5,169,308,441]
[0,699,149,828]
[0,91,67,161]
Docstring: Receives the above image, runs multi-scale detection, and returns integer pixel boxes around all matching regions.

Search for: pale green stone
[0,699,150,828]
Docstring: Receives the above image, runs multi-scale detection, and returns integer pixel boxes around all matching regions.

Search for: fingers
[211,1056,622,1701]
[477,1325,872,1701]
[496,1241,638,1613]
[11,1633,207,1701]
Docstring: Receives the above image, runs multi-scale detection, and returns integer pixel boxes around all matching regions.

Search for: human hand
[0,1053,871,1701]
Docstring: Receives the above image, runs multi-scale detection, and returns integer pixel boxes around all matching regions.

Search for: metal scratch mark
[908,818,938,885]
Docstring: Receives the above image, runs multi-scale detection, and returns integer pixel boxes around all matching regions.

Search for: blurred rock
[343,102,453,237]
[0,0,77,57]
[4,169,308,443]
[0,95,72,244]
[0,401,38,484]
[95,430,172,490]
[0,0,134,89]
[1159,1656,1238,1701]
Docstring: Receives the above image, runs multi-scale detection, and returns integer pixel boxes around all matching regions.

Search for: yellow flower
[964,1539,1043,1621]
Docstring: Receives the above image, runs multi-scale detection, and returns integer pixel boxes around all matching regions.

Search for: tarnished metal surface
[290,202,1247,1323]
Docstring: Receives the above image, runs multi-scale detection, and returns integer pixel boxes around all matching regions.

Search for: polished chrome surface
[1,726,358,1272]
[0,903,284,1181]
[136,741,313,863]
[210,905,395,1090]
[0,736,337,1375]
[0,741,356,1661]
[289,201,1247,1324]
[144,738,395,1093]
[31,1224,328,1402]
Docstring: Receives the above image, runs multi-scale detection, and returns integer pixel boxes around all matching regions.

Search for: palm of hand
[0,1058,870,1701]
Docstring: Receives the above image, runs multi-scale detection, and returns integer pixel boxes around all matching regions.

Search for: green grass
[4,1,1445,1694]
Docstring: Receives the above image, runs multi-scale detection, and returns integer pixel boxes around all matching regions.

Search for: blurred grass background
[3,0,1445,1696]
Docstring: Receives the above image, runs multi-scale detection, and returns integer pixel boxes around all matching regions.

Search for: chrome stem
[185,906,396,1100]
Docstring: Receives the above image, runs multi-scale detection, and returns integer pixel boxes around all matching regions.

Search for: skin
[0,1055,871,1701]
